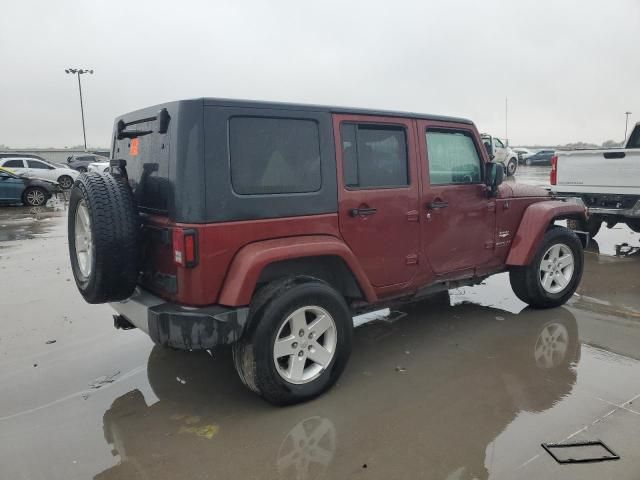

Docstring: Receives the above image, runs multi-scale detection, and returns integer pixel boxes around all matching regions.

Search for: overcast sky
[1,0,638,148]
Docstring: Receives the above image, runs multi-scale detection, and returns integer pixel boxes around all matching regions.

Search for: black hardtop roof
[201,97,474,125]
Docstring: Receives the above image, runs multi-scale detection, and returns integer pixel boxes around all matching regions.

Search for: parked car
[0,167,62,206]
[67,154,110,173]
[480,134,519,176]
[552,122,640,237]
[524,149,555,166]
[66,98,586,405]
[513,147,534,163]
[0,157,79,189]
[88,160,110,173]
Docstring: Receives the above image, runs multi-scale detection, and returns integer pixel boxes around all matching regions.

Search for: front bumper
[110,288,249,350]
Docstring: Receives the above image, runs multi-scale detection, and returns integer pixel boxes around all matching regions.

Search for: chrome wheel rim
[74,201,93,278]
[59,176,72,189]
[273,306,337,385]
[26,189,45,206]
[539,243,574,294]
[534,323,569,369]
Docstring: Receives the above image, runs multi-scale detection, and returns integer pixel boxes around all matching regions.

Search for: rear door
[0,171,24,201]
[417,120,496,277]
[334,114,420,291]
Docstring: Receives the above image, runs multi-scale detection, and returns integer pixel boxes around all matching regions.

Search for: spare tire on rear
[68,172,140,304]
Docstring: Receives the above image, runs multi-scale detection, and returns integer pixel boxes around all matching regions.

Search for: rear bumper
[554,196,640,219]
[110,288,249,350]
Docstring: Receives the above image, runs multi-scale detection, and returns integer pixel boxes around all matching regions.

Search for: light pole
[65,68,94,150]
[624,111,632,143]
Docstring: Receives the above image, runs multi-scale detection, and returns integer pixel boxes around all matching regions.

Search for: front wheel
[506,157,518,176]
[22,187,48,206]
[233,277,353,405]
[509,226,583,309]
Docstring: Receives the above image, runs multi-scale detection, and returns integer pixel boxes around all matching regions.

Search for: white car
[512,147,534,162]
[0,157,79,190]
[480,134,519,177]
[88,161,110,173]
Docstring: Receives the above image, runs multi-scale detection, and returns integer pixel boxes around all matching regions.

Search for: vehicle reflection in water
[95,297,579,480]
[0,194,68,242]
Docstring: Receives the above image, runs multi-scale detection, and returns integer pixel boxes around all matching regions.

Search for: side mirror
[485,162,504,196]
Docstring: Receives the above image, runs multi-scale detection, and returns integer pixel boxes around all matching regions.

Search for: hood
[497,182,549,199]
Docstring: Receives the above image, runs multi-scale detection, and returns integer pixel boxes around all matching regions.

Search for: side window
[426,130,482,185]
[3,160,25,168]
[27,160,53,170]
[493,138,505,148]
[340,123,408,188]
[229,117,321,195]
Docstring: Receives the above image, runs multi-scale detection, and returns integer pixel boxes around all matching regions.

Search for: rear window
[229,117,321,195]
[3,160,24,168]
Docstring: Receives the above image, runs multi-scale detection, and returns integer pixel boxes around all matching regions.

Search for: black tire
[509,226,583,309]
[567,216,602,238]
[506,157,518,176]
[68,172,139,304]
[22,187,48,206]
[57,175,74,190]
[626,219,640,233]
[232,276,353,405]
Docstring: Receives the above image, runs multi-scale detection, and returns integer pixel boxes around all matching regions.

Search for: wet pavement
[1,171,640,480]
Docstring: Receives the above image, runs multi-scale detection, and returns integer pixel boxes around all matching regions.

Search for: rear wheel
[57,175,73,189]
[233,277,353,405]
[506,157,518,176]
[22,187,48,206]
[567,217,602,238]
[626,219,640,233]
[509,226,583,309]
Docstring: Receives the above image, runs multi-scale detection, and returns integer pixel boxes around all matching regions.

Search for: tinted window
[27,160,53,169]
[229,117,321,195]
[426,130,482,185]
[340,123,408,188]
[3,160,24,168]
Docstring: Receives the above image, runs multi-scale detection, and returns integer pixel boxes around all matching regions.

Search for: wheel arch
[217,235,376,306]
[506,201,587,266]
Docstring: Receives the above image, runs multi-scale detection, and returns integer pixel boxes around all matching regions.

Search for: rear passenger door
[417,120,496,276]
[334,114,420,291]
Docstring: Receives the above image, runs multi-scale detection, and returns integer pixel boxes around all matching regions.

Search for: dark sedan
[525,149,555,166]
[0,167,62,206]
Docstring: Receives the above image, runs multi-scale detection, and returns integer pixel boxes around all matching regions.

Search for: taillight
[172,228,198,268]
[550,154,558,185]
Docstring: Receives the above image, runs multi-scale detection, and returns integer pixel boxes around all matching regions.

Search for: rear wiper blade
[117,129,153,139]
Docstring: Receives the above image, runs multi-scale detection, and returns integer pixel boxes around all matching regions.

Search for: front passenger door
[418,122,496,276]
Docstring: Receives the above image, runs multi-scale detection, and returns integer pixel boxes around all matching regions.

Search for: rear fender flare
[217,235,376,306]
[506,201,587,266]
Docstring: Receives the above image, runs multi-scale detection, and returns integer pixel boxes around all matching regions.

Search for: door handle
[427,200,449,210]
[349,207,377,217]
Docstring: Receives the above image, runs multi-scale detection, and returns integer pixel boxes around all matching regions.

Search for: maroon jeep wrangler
[68,98,586,404]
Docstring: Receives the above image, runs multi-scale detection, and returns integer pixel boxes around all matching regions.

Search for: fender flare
[217,235,377,306]
[506,201,586,266]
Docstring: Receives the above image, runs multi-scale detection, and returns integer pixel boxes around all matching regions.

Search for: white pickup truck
[551,122,640,237]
